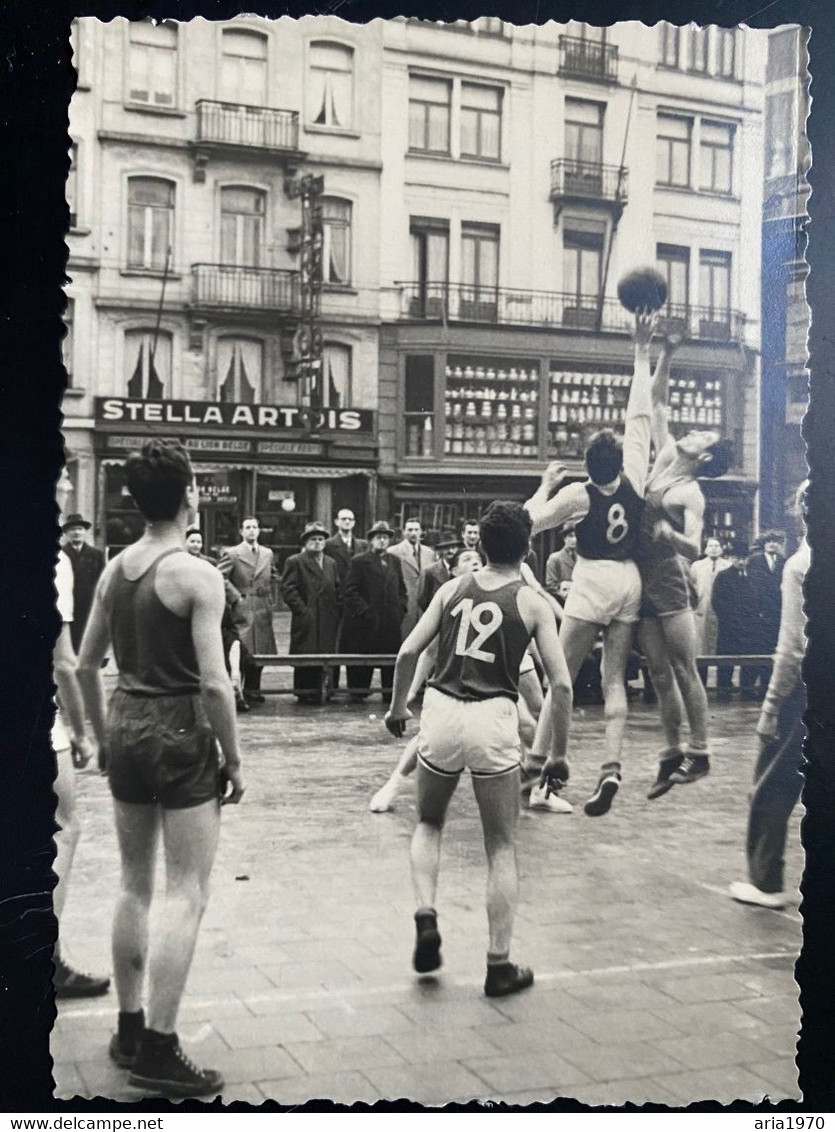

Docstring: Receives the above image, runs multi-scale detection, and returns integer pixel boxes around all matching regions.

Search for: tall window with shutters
[127,177,174,271]
[125,329,171,399]
[220,29,268,105]
[460,83,502,162]
[308,42,354,129]
[322,198,352,285]
[408,75,452,154]
[699,250,732,332]
[217,337,262,403]
[127,21,178,108]
[461,223,499,320]
[563,226,603,327]
[699,121,734,195]
[411,217,449,317]
[312,343,352,409]
[656,113,692,187]
[656,244,690,330]
[220,187,265,266]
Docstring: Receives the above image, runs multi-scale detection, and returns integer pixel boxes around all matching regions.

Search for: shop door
[195,470,246,560]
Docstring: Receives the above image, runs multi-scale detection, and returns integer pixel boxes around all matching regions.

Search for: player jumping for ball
[636,335,734,798]
[524,311,656,817]
[384,502,572,997]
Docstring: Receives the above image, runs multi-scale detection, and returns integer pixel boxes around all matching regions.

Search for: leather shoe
[245,692,265,705]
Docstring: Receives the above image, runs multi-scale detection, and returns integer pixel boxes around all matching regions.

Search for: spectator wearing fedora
[744,530,787,700]
[416,531,464,616]
[280,522,342,704]
[712,539,756,700]
[342,521,407,702]
[61,513,105,654]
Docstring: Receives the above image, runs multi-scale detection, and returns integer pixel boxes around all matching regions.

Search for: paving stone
[570,1008,686,1045]
[651,972,758,1005]
[560,1040,685,1083]
[556,980,681,1015]
[282,1035,406,1076]
[365,1060,495,1106]
[383,1023,505,1065]
[463,1051,591,1095]
[660,1064,783,1105]
[562,1078,682,1107]
[186,965,275,996]
[259,961,362,990]
[302,1004,414,1039]
[214,1012,323,1048]
[222,1046,307,1085]
[654,1029,781,1072]
[736,994,803,1025]
[744,1058,801,1100]
[261,1071,383,1106]
[178,995,255,1022]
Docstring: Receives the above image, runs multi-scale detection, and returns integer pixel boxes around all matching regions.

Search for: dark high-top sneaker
[128,1031,224,1098]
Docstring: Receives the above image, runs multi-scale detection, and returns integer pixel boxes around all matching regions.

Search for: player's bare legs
[145,800,221,1033]
[370,735,420,812]
[472,769,520,956]
[638,618,685,749]
[527,616,597,774]
[111,801,160,1016]
[53,749,81,928]
[410,763,459,972]
[584,619,634,816]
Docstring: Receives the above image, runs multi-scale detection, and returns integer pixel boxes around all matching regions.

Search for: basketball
[617,267,668,314]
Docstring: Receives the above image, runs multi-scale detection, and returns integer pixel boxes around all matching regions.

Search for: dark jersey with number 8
[574,475,644,561]
[429,574,531,702]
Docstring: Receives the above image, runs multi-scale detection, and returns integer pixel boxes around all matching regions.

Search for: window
[659,23,680,68]
[565,98,603,166]
[221,29,268,105]
[563,226,603,314]
[656,244,690,315]
[315,343,352,409]
[699,250,732,317]
[410,217,449,316]
[309,42,354,129]
[700,120,734,194]
[460,83,502,161]
[67,142,78,228]
[461,223,499,296]
[125,329,171,399]
[573,23,606,43]
[404,355,435,457]
[715,28,736,78]
[63,297,74,386]
[128,20,177,107]
[127,177,174,270]
[408,75,451,154]
[220,187,264,266]
[688,26,709,73]
[767,28,800,83]
[217,337,262,403]
[765,92,797,179]
[322,197,352,285]
[656,113,692,187]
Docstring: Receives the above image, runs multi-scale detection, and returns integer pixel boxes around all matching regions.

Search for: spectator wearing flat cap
[712,539,756,700]
[61,514,105,654]
[342,521,407,702]
[416,531,464,616]
[280,522,342,704]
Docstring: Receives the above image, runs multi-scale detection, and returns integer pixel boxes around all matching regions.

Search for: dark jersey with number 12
[574,475,643,562]
[429,574,531,703]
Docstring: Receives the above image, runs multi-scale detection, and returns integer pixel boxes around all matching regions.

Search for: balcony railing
[192,264,300,313]
[396,283,746,341]
[195,100,300,152]
[558,35,619,82]
[550,159,629,205]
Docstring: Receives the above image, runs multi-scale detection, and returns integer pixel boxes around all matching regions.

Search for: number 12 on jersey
[450,598,503,662]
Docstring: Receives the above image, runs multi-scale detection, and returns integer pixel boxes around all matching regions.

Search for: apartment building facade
[376,18,766,557]
[66,17,768,564]
[759,25,809,534]
[66,16,384,565]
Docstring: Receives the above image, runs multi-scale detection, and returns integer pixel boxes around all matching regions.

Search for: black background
[0,0,832,1113]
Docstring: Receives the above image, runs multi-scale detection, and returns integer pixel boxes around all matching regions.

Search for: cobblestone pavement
[53,648,802,1108]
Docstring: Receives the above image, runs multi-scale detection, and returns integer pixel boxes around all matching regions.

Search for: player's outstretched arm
[191,563,245,804]
[524,591,572,793]
[385,585,447,736]
[623,311,656,496]
[650,333,682,453]
[525,473,589,537]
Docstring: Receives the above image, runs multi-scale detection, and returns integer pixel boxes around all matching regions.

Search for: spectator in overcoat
[219,517,278,704]
[61,513,105,654]
[744,531,787,700]
[280,522,342,704]
[712,539,756,700]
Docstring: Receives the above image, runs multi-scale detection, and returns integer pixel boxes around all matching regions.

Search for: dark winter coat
[712,565,756,654]
[416,559,452,614]
[280,552,341,655]
[746,550,785,652]
[323,534,369,587]
[341,551,407,655]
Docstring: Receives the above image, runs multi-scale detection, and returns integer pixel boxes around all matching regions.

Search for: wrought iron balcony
[550,159,629,207]
[192,264,300,313]
[558,35,619,82]
[195,100,300,152]
[396,283,746,342]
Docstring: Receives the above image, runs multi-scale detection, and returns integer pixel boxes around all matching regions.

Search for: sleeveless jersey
[636,487,685,566]
[104,548,201,696]
[428,574,531,703]
[574,475,643,562]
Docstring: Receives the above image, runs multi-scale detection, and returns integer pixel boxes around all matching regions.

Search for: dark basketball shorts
[639,556,695,619]
[107,690,221,809]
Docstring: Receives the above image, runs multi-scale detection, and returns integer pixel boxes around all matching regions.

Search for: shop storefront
[95,397,377,568]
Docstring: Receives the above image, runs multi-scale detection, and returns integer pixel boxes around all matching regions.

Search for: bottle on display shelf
[497,403,507,421]
[509,367,518,382]
[486,367,495,381]
[475,365,485,381]
[482,401,492,419]
[466,401,476,418]
[497,366,507,381]
[464,365,474,381]
[453,366,463,381]
[523,423,536,443]
[408,423,420,454]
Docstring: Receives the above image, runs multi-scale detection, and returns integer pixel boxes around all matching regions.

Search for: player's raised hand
[633,309,658,348]
[384,708,412,738]
[652,519,676,545]
[541,461,568,494]
[662,330,684,355]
